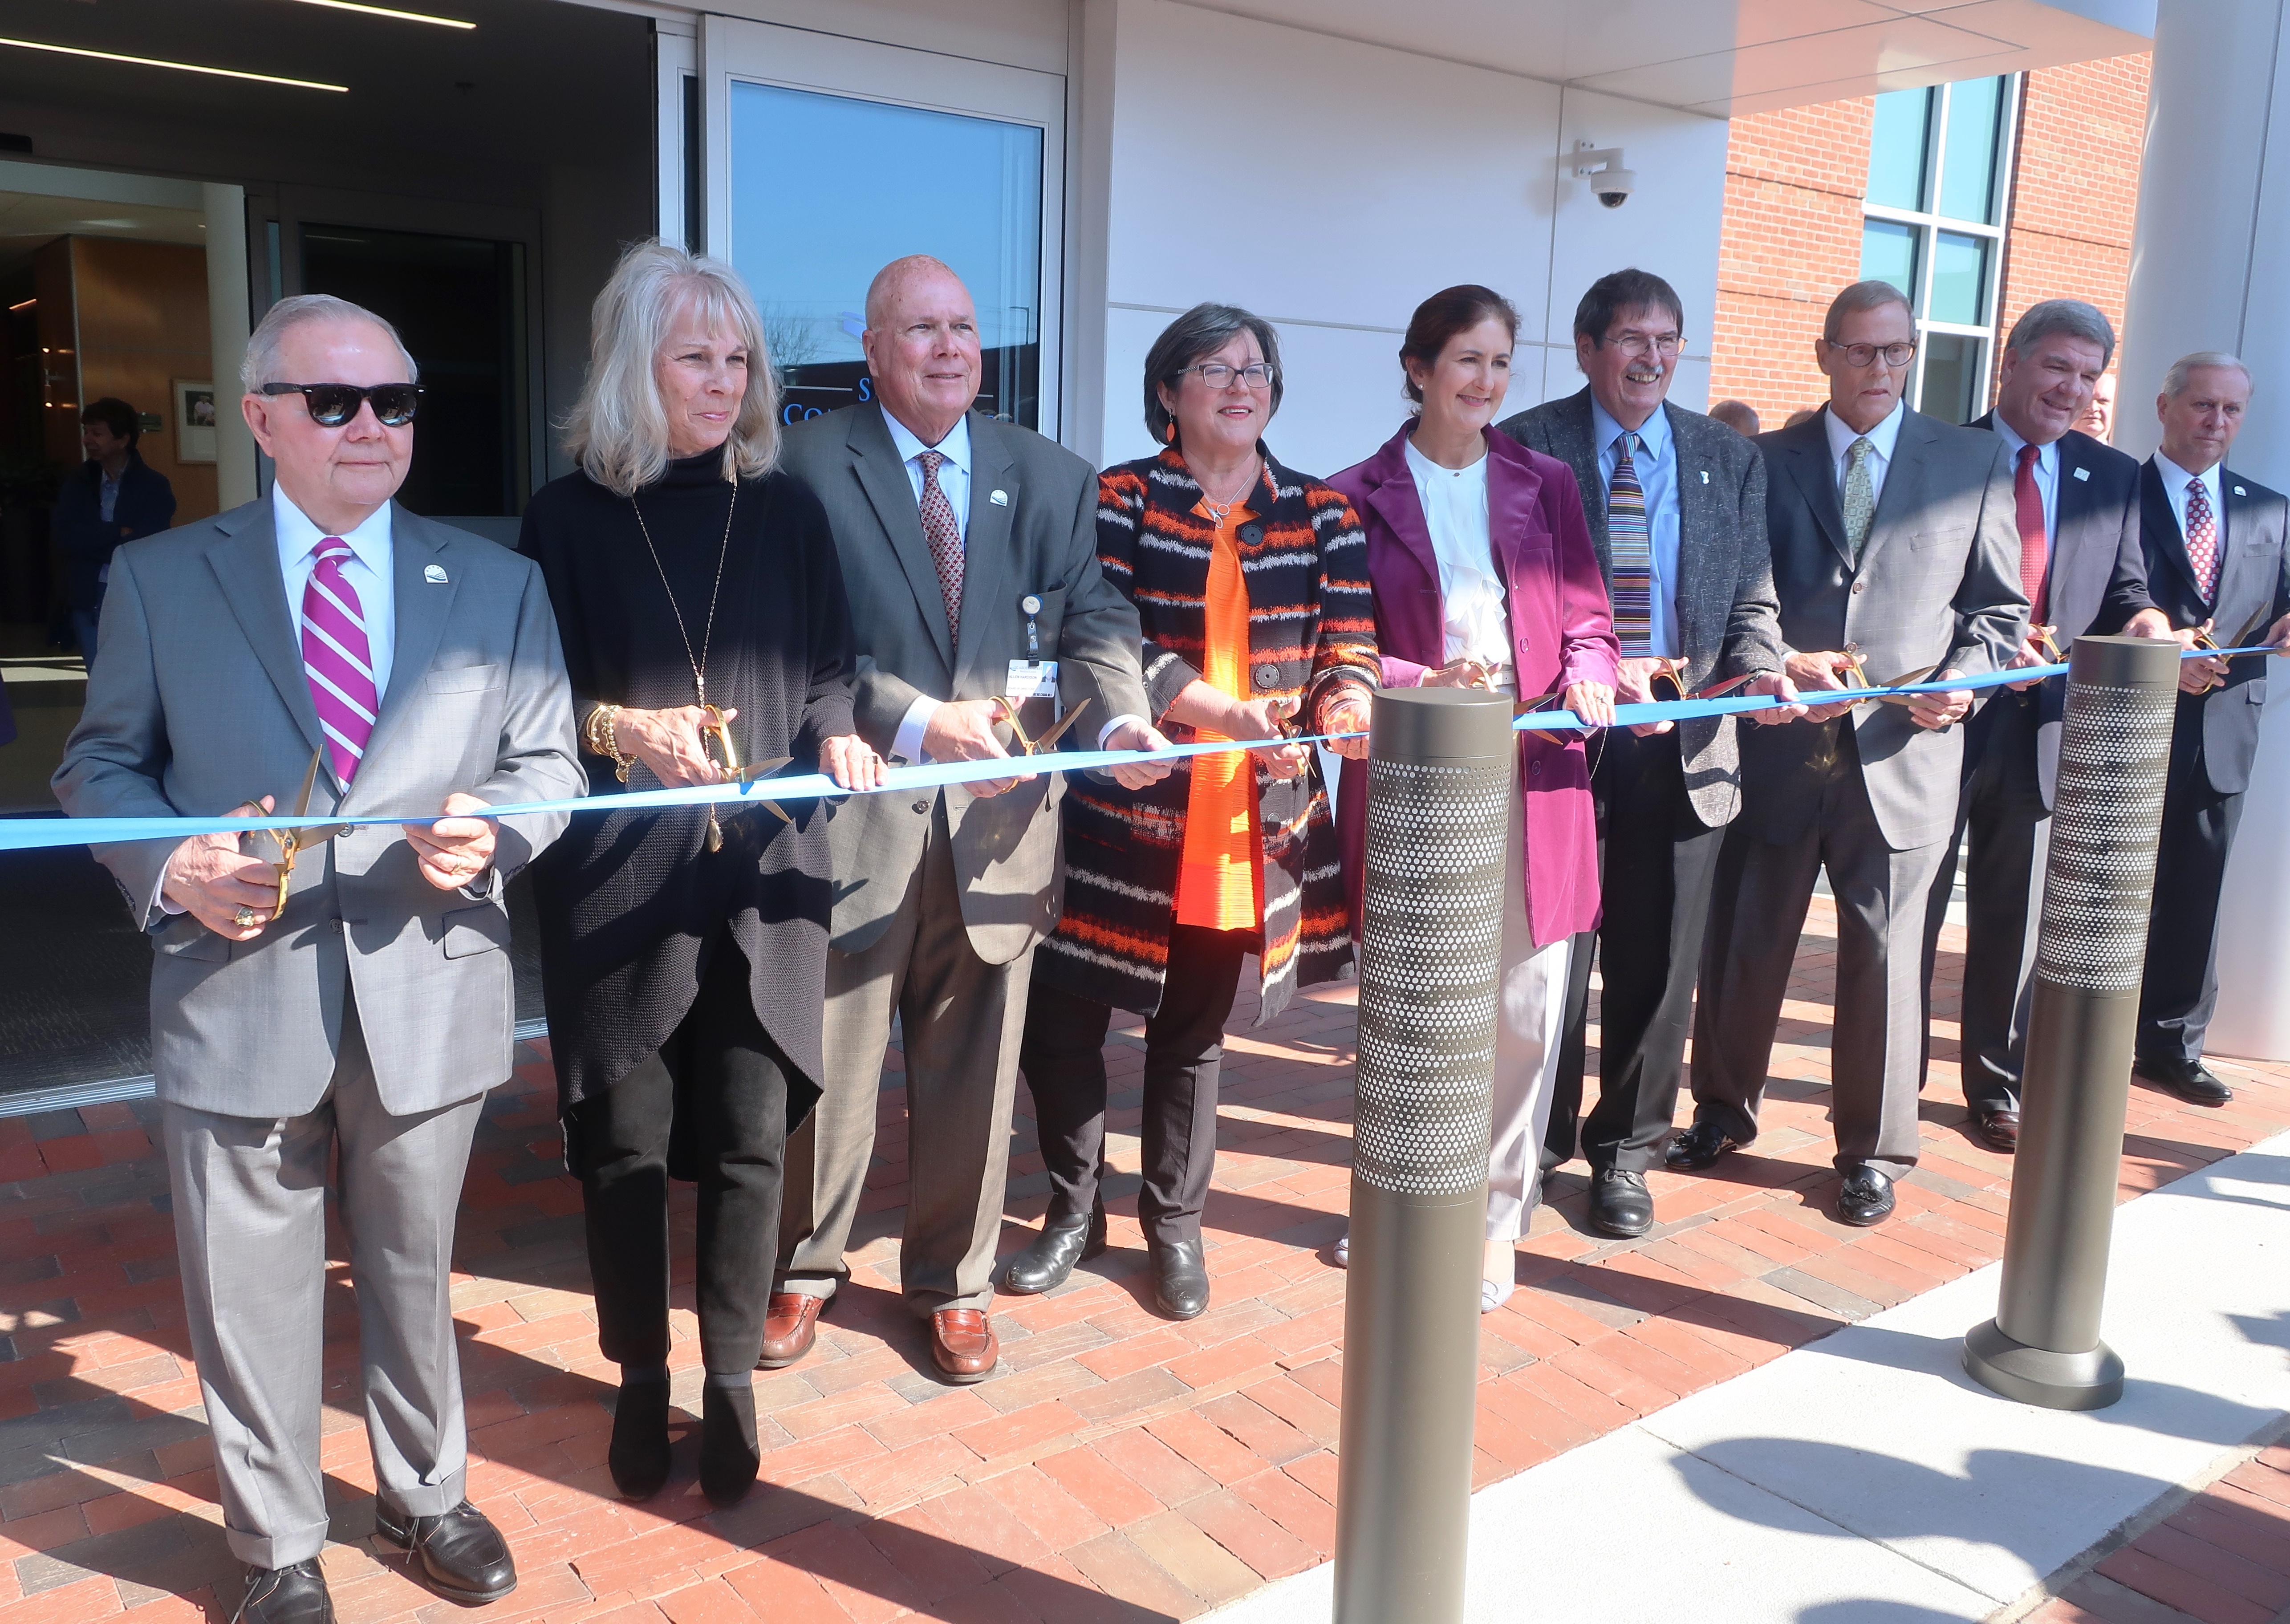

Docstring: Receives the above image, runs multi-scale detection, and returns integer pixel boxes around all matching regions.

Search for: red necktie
[2013,443,2048,622]
[2184,478,2219,602]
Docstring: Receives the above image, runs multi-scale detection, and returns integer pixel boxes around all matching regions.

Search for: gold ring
[234,906,257,928]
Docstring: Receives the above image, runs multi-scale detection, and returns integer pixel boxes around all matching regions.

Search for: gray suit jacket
[1745,406,2029,850]
[53,500,583,1118]
[777,404,1150,963]
[1497,388,1784,826]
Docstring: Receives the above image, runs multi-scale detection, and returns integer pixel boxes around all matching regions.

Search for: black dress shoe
[607,1375,672,1499]
[698,1380,761,1506]
[232,1560,331,1624]
[1586,1168,1654,1238]
[2133,1056,2234,1107]
[1835,1166,1896,1227]
[1967,1105,2020,1153]
[1149,1237,1210,1320]
[375,1500,517,1604]
[1664,1121,1742,1173]
[1002,1206,1108,1295]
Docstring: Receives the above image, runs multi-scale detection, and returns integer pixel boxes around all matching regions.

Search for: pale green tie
[1842,436,1876,562]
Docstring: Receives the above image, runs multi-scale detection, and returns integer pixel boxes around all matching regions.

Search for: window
[1858,76,2018,423]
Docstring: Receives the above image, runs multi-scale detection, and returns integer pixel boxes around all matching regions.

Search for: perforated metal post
[1335,688,1514,1624]
[1964,635,2180,1410]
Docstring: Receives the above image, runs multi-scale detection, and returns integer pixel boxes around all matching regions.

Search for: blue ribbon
[6,647,2274,853]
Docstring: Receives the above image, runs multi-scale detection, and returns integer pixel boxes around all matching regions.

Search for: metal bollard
[1335,687,1514,1624]
[1963,634,2180,1411]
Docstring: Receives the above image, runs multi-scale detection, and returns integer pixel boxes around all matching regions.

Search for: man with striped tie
[1499,268,1799,1238]
[55,295,582,1623]
[1675,279,2026,1227]
[2132,352,2290,1107]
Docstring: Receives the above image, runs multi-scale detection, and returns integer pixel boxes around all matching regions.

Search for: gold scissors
[995,694,1092,756]
[1838,654,1940,706]
[2027,624,2063,662]
[694,702,753,850]
[1644,658,1758,705]
[730,752,798,826]
[243,746,345,916]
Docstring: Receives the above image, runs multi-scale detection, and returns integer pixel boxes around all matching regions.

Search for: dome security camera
[1570,143,1634,209]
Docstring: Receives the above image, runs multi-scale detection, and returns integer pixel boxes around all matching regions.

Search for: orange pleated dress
[1173,502,1265,933]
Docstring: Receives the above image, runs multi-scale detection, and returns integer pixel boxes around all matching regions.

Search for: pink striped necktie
[300,537,379,785]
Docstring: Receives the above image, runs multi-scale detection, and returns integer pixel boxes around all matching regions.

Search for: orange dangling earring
[1162,418,1177,445]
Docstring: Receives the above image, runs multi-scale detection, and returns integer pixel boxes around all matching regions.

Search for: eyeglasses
[261,381,422,427]
[1608,334,1684,359]
[1825,341,1918,370]
[1178,362,1275,390]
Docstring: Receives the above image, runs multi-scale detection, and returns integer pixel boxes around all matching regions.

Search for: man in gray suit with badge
[1674,279,2026,1228]
[1499,268,1799,1240]
[768,256,1160,1384]
[54,295,582,1624]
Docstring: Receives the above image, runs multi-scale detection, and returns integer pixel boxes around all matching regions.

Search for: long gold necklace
[630,477,738,851]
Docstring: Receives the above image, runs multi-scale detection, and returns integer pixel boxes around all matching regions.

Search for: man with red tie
[2134,352,2290,1106]
[1921,300,2168,1151]
[55,294,582,1622]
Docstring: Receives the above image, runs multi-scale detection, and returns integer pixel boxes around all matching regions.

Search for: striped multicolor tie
[1607,431,1653,655]
[300,537,378,785]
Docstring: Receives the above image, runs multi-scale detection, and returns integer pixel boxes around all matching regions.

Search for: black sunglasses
[261,381,422,427]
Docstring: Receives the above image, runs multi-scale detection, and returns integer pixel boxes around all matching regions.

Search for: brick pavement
[5,898,2289,1623]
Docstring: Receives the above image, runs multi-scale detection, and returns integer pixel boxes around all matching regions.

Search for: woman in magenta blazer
[1329,285,1618,1310]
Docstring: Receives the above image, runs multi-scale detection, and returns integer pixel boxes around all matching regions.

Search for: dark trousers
[1019,925,1252,1247]
[566,932,793,1373]
[2137,698,2245,1065]
[1919,687,2046,1112]
[1546,727,1726,1173]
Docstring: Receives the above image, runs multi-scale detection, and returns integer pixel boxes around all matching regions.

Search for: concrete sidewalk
[1219,1131,2290,1624]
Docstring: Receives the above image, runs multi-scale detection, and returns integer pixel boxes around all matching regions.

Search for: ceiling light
[0,37,349,92]
[282,0,475,28]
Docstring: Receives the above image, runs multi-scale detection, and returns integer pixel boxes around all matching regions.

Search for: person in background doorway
[1918,300,2168,1153]
[53,396,175,664]
[1709,398,1761,437]
[1502,269,1798,1239]
[519,240,876,1507]
[1330,285,1617,1309]
[2132,352,2290,1107]
[2078,369,2118,443]
[1006,304,1376,1320]
[1676,279,2026,1229]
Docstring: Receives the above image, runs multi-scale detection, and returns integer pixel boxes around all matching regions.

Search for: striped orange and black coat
[1035,447,1380,1022]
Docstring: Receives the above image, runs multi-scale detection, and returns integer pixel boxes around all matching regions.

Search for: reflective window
[1859,74,2017,422]
[727,83,1045,427]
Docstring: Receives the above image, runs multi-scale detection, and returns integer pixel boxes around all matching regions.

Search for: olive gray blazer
[777,403,1150,963]
[53,501,583,1118]
[1498,388,1785,827]
[1743,406,2029,850]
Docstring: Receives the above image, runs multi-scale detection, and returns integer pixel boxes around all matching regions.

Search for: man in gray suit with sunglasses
[55,295,582,1624]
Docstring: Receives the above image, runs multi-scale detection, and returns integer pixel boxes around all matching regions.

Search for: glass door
[696,19,1064,434]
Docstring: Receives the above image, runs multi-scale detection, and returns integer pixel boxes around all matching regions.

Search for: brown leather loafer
[930,1309,999,1384]
[1968,1106,2020,1153]
[756,1292,824,1370]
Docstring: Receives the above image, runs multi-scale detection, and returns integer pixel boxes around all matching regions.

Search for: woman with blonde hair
[519,240,877,1505]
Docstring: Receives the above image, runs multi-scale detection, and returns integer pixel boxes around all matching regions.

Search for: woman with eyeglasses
[517,240,878,1506]
[1328,285,1618,1311]
[1001,303,1378,1320]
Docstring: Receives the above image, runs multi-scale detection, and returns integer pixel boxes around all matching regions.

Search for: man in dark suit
[1499,268,1798,1238]
[768,256,1160,1383]
[1919,300,2169,1151]
[53,396,175,663]
[1674,279,2026,1227]
[2132,351,2290,1105]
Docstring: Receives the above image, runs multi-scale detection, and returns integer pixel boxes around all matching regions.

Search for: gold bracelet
[585,703,634,783]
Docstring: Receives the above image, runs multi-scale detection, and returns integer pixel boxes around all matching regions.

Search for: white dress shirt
[1402,434,1513,689]
[1823,398,1908,507]
[1592,398,1683,660]
[1992,415,2060,549]
[2154,450,2225,549]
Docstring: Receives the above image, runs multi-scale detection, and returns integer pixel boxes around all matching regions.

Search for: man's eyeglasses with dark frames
[261,382,422,427]
[1608,334,1685,360]
[1824,340,1918,370]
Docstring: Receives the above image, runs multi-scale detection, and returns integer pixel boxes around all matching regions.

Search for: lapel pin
[2073,467,2091,482]
[424,564,448,584]
[991,489,1009,507]
[1699,470,1709,484]
[2235,485,2248,496]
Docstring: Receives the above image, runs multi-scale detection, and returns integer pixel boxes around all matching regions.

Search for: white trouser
[1486,780,1573,1242]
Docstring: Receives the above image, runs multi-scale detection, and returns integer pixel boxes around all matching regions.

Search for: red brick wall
[1708,55,2151,431]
